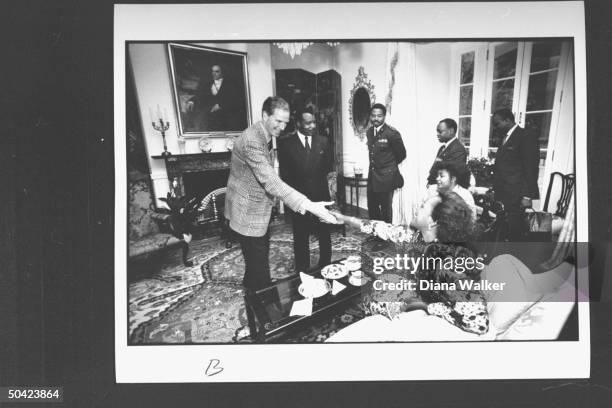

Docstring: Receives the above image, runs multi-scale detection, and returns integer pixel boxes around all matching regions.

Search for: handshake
[304,201,349,225]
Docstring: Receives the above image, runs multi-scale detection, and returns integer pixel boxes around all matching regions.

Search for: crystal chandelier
[273,42,340,59]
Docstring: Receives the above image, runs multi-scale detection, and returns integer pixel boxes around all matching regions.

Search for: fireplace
[152,151,232,200]
[183,169,229,200]
[152,152,233,237]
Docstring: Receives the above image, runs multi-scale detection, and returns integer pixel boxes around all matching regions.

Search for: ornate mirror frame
[348,66,376,141]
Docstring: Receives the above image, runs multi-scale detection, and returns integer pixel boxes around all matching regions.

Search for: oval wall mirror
[352,88,371,132]
[348,67,376,141]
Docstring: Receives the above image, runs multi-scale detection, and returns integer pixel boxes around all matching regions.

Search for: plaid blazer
[225,121,308,237]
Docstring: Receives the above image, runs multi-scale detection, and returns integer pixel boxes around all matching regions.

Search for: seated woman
[327,191,490,341]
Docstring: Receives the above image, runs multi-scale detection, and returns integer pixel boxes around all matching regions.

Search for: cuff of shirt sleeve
[296,200,309,215]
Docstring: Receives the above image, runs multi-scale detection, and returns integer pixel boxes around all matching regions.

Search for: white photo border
[115,2,589,382]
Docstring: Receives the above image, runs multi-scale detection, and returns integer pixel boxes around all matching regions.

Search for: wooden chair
[543,172,575,217]
[196,187,233,248]
[542,172,575,237]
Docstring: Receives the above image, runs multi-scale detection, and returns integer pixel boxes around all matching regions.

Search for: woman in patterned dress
[329,191,489,336]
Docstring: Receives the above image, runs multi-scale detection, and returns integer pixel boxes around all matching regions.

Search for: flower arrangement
[158,192,200,237]
[467,157,495,187]
[360,220,415,243]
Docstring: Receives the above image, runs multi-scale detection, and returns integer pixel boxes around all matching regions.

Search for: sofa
[327,247,577,342]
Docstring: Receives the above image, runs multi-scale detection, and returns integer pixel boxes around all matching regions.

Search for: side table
[341,176,368,215]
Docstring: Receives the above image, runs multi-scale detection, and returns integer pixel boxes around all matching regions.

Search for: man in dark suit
[278,108,333,271]
[366,103,407,223]
[491,108,540,240]
[188,64,244,131]
[426,118,469,190]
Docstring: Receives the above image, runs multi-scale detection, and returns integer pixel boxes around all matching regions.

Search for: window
[488,42,520,148]
[458,51,475,147]
[453,40,572,198]
[521,41,563,164]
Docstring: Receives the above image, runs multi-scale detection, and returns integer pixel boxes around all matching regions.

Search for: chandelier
[273,42,341,59]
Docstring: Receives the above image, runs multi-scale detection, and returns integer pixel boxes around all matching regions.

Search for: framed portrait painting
[167,43,251,138]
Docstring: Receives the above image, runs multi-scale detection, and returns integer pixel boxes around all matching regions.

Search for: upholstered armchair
[128,186,194,268]
[129,212,193,267]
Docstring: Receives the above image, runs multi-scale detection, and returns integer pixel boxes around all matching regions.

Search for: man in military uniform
[366,103,406,223]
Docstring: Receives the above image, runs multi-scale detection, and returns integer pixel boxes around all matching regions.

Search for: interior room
[126,40,577,344]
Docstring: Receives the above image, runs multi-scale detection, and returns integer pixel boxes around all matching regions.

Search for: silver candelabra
[152,117,172,158]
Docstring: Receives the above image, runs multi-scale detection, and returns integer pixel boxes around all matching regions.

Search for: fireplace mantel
[152,152,232,196]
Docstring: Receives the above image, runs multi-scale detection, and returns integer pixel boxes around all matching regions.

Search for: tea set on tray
[297,255,369,299]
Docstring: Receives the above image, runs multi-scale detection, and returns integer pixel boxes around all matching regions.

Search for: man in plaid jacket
[225,97,337,290]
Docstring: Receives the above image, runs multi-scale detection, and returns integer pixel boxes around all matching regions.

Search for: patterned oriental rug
[130,230,367,344]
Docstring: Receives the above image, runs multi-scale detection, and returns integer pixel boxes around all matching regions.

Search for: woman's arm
[328,211,362,229]
[328,211,415,243]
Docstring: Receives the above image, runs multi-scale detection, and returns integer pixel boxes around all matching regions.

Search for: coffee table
[244,258,371,343]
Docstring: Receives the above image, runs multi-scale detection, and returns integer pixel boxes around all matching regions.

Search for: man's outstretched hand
[305,201,341,224]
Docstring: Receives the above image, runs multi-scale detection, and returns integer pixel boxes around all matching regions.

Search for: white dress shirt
[441,135,458,151]
[503,123,519,145]
[211,78,223,95]
[374,124,384,137]
[296,131,311,148]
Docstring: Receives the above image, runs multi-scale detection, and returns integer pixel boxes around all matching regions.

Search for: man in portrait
[187,64,243,131]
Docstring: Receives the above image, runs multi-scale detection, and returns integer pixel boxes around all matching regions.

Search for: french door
[454,40,573,199]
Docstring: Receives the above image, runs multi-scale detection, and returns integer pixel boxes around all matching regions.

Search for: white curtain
[384,43,427,225]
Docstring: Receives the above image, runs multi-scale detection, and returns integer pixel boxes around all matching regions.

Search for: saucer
[298,279,331,298]
[348,275,369,286]
[321,263,348,279]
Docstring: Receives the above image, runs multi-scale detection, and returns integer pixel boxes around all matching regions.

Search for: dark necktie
[304,136,311,155]
[268,140,273,151]
[436,144,445,157]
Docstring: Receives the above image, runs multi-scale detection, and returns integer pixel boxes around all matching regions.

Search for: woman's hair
[416,242,482,304]
[431,191,475,243]
[417,192,482,304]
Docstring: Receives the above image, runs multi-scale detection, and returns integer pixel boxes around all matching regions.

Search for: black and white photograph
[114,2,590,383]
[11,0,612,405]
[127,39,579,344]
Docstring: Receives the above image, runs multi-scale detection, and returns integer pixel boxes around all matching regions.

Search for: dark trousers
[235,228,272,291]
[290,211,331,272]
[498,193,528,242]
[367,189,393,223]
